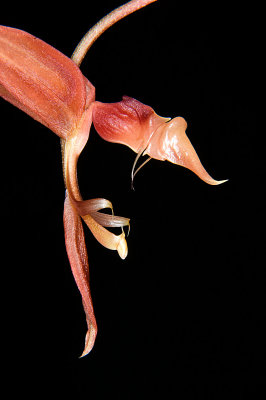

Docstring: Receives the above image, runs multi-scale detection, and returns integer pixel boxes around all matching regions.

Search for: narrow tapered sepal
[63,192,97,357]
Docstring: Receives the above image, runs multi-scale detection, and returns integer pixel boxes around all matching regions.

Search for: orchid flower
[0,0,226,357]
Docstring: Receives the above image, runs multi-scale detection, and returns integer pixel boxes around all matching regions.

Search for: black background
[1,1,264,398]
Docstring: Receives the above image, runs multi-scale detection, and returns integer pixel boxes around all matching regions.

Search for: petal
[89,211,130,228]
[63,192,97,357]
[144,117,227,185]
[73,198,114,215]
[71,198,130,228]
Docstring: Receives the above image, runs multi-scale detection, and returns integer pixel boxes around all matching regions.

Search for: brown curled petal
[63,193,97,357]
[144,117,227,185]
[71,198,129,228]
[0,25,95,139]
[73,198,114,216]
[89,211,130,228]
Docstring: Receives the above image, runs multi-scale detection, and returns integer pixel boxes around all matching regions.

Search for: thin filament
[131,146,152,189]
[132,156,151,181]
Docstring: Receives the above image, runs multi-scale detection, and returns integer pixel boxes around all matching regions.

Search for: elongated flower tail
[0,25,95,139]
[63,193,97,357]
[92,97,227,185]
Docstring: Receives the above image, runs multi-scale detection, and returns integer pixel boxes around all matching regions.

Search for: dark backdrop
[1,1,263,398]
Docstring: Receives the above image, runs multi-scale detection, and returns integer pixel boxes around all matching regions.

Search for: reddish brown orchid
[0,0,226,356]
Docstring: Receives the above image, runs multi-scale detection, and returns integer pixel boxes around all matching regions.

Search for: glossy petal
[144,117,227,185]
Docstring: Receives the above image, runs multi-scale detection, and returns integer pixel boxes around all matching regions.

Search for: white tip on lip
[117,233,128,259]
[208,178,229,186]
